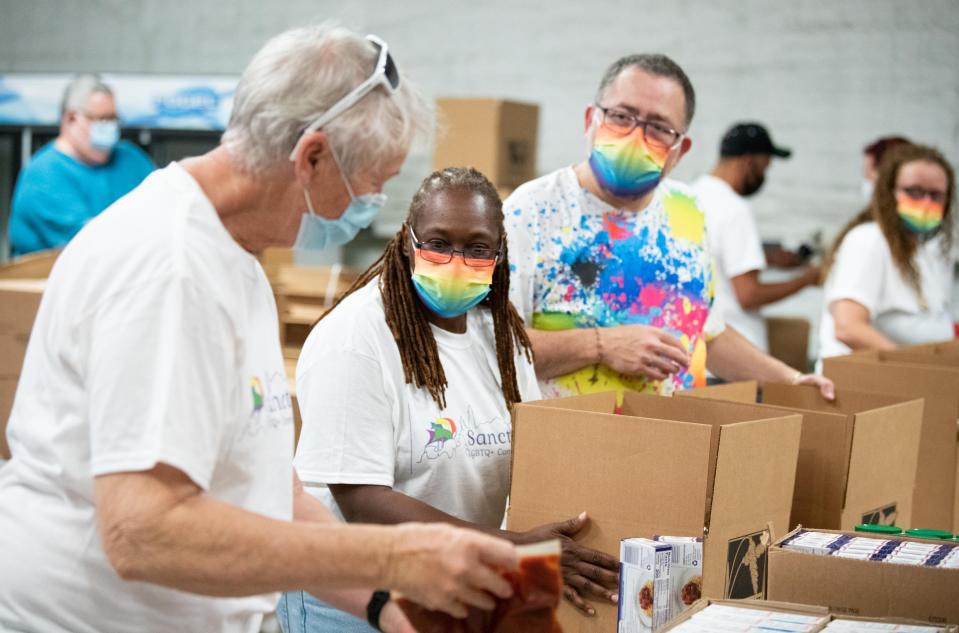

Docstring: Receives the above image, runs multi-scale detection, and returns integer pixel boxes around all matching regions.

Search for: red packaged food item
[397,540,563,633]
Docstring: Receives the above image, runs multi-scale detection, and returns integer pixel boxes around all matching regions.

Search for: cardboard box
[507,391,802,633]
[0,249,59,280]
[766,317,811,372]
[0,280,46,460]
[661,598,959,632]
[433,98,538,188]
[768,527,959,624]
[681,382,924,530]
[824,353,959,530]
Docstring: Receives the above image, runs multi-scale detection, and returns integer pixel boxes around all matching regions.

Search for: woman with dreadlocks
[818,143,955,365]
[278,167,620,633]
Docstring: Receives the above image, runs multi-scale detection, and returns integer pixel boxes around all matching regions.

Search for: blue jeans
[277,591,377,633]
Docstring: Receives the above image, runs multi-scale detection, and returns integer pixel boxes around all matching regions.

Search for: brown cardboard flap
[763,383,916,416]
[824,355,959,530]
[509,403,711,531]
[883,349,959,367]
[710,418,801,538]
[622,392,799,517]
[684,384,855,530]
[707,417,801,599]
[519,390,617,413]
[841,398,924,530]
[678,381,758,403]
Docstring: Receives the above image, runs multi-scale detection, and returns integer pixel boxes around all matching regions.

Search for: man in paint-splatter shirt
[506,53,835,400]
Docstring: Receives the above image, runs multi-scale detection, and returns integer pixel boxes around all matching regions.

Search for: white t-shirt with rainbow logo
[293,280,541,529]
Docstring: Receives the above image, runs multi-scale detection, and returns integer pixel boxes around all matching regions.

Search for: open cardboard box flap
[824,355,959,530]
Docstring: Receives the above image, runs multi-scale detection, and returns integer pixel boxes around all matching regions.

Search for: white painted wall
[3,0,957,346]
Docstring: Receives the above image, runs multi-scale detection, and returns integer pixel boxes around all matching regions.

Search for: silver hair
[595,54,696,127]
[60,74,113,118]
[222,22,433,176]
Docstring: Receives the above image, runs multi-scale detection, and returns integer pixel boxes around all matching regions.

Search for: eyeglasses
[409,226,500,268]
[595,105,684,150]
[289,34,400,160]
[897,186,948,205]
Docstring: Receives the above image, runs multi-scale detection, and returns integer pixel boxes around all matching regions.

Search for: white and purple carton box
[619,538,672,633]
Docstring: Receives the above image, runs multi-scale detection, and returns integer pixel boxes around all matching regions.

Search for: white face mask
[860,179,874,201]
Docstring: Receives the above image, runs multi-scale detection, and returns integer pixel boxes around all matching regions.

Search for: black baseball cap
[720,122,792,159]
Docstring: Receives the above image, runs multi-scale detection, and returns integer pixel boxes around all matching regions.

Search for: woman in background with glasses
[279,167,621,633]
[818,143,956,363]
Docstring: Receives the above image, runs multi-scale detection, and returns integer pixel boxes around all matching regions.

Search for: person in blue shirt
[9,74,155,256]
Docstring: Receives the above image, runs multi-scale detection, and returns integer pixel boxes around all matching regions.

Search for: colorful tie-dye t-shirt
[505,167,725,399]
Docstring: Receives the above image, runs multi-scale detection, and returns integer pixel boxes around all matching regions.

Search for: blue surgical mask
[295,189,386,251]
[294,151,386,251]
[89,120,120,153]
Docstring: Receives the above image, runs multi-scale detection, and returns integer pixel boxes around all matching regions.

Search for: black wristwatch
[366,590,391,631]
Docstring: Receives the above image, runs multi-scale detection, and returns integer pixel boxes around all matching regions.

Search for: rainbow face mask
[588,123,669,199]
[896,191,945,235]
[411,249,495,318]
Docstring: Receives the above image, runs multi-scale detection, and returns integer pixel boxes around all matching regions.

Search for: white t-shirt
[818,222,955,360]
[693,174,769,352]
[505,167,725,399]
[0,163,294,633]
[293,280,540,529]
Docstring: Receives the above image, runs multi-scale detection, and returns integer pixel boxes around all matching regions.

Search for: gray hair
[60,74,113,117]
[222,22,433,176]
[595,54,696,128]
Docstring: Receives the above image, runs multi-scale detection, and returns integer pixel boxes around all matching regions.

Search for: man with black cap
[693,122,820,353]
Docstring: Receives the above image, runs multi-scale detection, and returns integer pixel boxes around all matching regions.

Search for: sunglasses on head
[289,34,400,161]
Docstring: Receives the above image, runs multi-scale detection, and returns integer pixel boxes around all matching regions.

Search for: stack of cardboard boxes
[0,250,57,460]
[506,340,959,630]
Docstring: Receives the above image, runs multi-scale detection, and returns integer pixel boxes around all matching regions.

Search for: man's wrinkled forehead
[600,67,688,132]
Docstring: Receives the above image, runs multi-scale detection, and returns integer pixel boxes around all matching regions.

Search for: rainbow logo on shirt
[588,125,669,198]
[896,192,945,234]
[426,417,458,446]
[250,376,264,412]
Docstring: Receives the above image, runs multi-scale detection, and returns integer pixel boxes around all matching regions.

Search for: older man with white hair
[9,74,155,255]
[0,23,518,633]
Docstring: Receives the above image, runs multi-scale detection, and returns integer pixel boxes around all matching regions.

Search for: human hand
[792,372,835,400]
[599,325,690,381]
[379,599,416,633]
[384,523,518,619]
[522,512,619,616]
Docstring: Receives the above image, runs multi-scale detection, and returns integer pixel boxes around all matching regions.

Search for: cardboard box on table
[433,98,538,189]
[766,317,811,372]
[507,391,802,633]
[0,279,46,460]
[824,352,959,531]
[680,382,924,530]
[661,597,959,632]
[767,526,959,625]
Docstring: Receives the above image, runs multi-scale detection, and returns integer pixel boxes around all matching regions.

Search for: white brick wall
[3,0,957,335]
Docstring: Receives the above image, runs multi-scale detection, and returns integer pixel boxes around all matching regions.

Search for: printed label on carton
[725,529,770,599]
[861,502,899,526]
